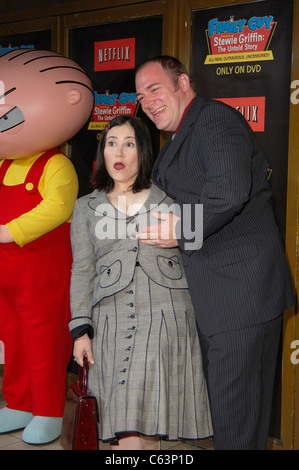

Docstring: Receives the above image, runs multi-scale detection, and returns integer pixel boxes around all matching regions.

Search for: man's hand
[136,211,179,248]
[0,225,14,243]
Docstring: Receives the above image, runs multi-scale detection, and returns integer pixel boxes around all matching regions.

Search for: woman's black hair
[93,115,154,193]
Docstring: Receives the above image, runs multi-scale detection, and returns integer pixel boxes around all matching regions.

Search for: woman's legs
[110,432,161,450]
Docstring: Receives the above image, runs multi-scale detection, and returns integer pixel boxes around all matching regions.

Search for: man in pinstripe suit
[135,56,295,450]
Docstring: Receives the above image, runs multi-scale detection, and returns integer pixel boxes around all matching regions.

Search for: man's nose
[142,94,154,110]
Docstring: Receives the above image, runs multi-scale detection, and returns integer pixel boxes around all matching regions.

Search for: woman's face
[104,123,139,190]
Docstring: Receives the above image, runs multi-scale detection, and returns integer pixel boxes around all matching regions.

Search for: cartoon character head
[0,49,94,159]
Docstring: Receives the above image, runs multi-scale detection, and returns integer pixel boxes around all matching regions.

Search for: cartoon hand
[0,225,14,243]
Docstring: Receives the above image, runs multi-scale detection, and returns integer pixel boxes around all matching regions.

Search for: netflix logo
[94,38,135,72]
[215,96,266,132]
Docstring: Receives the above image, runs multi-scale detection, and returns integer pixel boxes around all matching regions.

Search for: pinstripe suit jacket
[152,95,295,336]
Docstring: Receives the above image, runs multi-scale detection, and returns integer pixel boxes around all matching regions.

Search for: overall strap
[24,148,64,192]
[0,160,13,185]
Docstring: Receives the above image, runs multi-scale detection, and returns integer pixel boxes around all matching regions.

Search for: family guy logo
[205,15,276,64]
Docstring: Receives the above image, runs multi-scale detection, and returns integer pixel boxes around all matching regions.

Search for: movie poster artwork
[68,17,162,197]
[0,30,51,55]
[191,0,293,235]
[91,37,138,131]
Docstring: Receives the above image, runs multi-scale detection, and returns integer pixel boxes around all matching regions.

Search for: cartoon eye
[0,106,25,133]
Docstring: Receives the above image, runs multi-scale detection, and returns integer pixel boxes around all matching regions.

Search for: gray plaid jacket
[69,184,189,336]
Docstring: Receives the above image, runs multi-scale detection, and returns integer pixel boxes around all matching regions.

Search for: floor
[0,372,212,451]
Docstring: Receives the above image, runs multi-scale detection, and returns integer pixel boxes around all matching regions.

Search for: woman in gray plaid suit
[69,116,212,450]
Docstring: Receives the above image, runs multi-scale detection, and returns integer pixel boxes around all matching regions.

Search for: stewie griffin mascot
[0,49,94,444]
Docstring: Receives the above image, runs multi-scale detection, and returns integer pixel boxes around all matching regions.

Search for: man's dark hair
[136,55,196,91]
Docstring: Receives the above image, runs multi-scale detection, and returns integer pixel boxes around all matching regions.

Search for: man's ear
[178,73,191,92]
[68,89,82,105]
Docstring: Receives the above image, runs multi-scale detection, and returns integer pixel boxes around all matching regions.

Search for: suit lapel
[152,95,206,189]
[152,136,172,188]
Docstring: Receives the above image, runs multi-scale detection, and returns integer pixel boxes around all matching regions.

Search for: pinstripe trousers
[197,315,282,450]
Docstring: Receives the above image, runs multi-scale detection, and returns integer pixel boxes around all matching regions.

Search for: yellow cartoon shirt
[0,152,78,247]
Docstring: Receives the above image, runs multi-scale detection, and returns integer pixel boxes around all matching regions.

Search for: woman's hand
[73,333,95,367]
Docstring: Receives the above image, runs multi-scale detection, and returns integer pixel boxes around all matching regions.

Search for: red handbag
[60,356,99,450]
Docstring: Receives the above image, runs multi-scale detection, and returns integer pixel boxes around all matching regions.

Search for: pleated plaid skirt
[89,265,213,442]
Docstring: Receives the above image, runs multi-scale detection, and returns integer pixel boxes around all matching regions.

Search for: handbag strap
[78,356,88,395]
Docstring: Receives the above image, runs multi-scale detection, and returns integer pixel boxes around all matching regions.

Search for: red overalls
[0,149,73,417]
